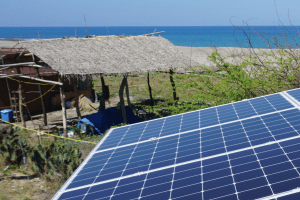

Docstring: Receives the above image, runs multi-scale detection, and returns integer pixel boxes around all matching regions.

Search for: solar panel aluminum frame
[51,128,114,200]
[52,89,300,200]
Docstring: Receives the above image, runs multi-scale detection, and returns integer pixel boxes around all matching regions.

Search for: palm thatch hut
[2,35,199,135]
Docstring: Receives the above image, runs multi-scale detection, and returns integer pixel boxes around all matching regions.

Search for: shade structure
[17,36,199,76]
[52,88,300,200]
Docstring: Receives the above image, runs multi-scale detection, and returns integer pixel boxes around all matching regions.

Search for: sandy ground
[0,40,20,48]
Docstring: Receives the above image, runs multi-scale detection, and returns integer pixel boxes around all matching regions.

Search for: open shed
[1,35,199,135]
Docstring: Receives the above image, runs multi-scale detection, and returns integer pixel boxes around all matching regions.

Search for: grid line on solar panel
[58,133,300,197]
[82,120,152,199]
[215,105,239,199]
[135,114,182,199]
[96,93,294,152]
[168,117,188,199]
[256,188,300,200]
[93,107,297,156]
[53,91,300,200]
[56,138,300,200]
[85,117,293,172]
[286,89,300,106]
[51,127,115,200]
[69,115,300,190]
[236,99,300,197]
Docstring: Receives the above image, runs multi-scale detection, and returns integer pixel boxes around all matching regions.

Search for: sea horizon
[1,26,300,48]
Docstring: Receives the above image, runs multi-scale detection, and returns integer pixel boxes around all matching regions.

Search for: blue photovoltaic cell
[264,93,294,110]
[97,92,295,152]
[54,89,300,200]
[248,96,276,115]
[288,88,300,102]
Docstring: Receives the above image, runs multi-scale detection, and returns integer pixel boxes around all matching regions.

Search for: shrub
[31,142,82,180]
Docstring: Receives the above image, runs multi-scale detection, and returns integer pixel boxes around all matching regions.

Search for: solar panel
[52,90,300,200]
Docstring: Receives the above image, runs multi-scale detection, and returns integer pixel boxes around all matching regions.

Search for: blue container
[0,109,13,122]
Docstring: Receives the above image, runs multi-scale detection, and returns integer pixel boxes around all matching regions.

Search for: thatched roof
[17,36,199,76]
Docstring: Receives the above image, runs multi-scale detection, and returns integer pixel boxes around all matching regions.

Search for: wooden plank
[58,75,67,137]
[0,62,35,68]
[125,76,131,107]
[0,74,62,85]
[16,67,26,128]
[35,67,48,126]
[73,77,81,120]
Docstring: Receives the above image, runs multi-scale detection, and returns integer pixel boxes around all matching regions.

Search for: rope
[16,127,29,182]
[0,118,97,145]
[0,84,56,109]
[7,76,56,86]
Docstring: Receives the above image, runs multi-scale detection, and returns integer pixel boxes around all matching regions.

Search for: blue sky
[1,0,300,27]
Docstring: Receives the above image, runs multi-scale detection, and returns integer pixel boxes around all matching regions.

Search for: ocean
[1,26,300,48]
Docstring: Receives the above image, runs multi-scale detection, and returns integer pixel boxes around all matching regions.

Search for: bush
[31,142,82,180]
[0,126,29,167]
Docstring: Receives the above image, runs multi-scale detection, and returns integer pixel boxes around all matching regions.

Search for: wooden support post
[73,77,81,120]
[38,127,42,145]
[35,67,47,126]
[147,72,154,106]
[99,76,106,111]
[119,77,127,124]
[58,75,67,137]
[16,67,26,128]
[169,69,178,105]
[125,76,131,107]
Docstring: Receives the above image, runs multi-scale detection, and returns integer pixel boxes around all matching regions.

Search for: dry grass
[93,71,204,106]
[0,127,101,200]
[0,70,207,200]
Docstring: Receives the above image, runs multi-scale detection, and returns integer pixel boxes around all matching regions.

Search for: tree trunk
[35,67,47,126]
[147,72,154,106]
[169,69,178,105]
[98,76,106,111]
[119,77,127,124]
[58,75,67,137]
[125,76,131,107]
[73,77,81,120]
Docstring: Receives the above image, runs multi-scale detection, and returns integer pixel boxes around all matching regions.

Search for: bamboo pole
[169,69,178,106]
[35,67,48,126]
[119,77,127,124]
[147,72,154,106]
[58,75,67,137]
[73,77,81,120]
[0,74,63,85]
[38,127,42,145]
[0,62,35,68]
[125,76,131,107]
[99,76,106,111]
[16,67,26,128]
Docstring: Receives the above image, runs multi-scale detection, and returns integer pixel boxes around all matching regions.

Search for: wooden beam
[99,76,106,111]
[169,69,178,105]
[147,72,154,106]
[15,49,27,62]
[0,74,62,85]
[16,67,26,128]
[73,77,81,120]
[125,76,131,107]
[119,77,127,124]
[35,67,48,126]
[58,75,67,137]
[0,62,35,68]
[140,31,165,36]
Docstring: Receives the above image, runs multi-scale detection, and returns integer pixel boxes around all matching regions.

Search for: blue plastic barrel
[0,109,13,122]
